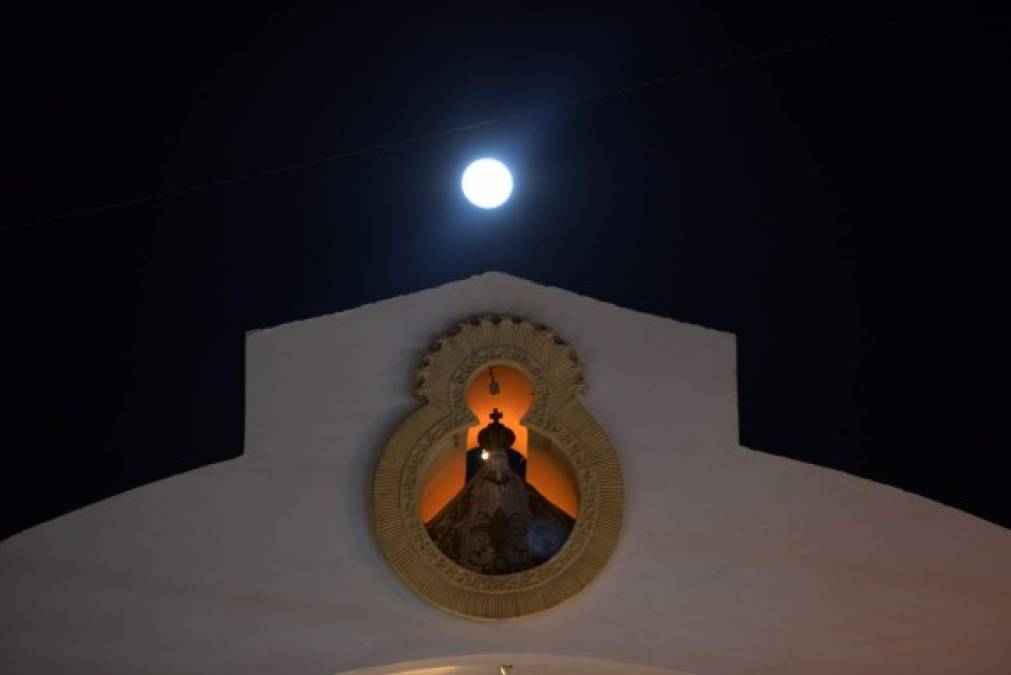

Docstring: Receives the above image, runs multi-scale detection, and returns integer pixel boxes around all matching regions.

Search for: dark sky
[3,2,1008,538]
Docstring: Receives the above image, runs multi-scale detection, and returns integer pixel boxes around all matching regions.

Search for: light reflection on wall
[527,431,579,518]
[417,433,465,524]
[418,365,579,523]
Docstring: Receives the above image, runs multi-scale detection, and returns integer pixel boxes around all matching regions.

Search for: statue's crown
[477,408,516,450]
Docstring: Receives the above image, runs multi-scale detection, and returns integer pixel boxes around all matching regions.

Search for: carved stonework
[372,315,623,620]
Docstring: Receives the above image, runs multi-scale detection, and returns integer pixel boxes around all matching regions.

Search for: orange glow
[528,442,580,518]
[465,366,532,456]
[419,364,580,522]
[418,438,464,524]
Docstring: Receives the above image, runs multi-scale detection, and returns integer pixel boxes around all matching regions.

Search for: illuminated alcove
[415,364,582,575]
[418,364,580,524]
[373,313,623,618]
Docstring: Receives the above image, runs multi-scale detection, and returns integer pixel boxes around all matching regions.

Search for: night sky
[3,2,1008,539]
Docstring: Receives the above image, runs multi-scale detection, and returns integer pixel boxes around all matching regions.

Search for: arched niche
[418,364,580,523]
[372,315,623,620]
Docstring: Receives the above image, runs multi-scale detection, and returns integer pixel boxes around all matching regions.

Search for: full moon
[461,158,513,209]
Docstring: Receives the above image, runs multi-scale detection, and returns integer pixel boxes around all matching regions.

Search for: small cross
[489,408,504,424]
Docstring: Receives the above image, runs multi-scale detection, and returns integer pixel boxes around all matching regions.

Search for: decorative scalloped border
[372,315,624,620]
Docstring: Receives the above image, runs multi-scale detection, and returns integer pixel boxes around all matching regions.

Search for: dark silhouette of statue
[425,409,575,574]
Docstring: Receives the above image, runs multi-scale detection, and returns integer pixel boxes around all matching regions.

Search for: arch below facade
[334,653,694,675]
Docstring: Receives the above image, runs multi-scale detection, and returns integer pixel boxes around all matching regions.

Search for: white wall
[2,272,1009,675]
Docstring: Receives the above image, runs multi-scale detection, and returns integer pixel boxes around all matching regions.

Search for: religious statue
[426,409,575,574]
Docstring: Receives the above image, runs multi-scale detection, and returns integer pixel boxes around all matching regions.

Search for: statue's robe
[426,451,575,574]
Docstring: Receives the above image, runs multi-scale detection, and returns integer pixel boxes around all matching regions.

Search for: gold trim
[372,315,624,620]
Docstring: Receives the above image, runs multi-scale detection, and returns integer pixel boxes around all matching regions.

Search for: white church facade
[2,272,1009,674]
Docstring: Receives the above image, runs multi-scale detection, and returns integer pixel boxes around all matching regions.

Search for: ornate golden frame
[372,315,623,620]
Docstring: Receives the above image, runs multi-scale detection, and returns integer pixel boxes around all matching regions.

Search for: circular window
[372,316,623,619]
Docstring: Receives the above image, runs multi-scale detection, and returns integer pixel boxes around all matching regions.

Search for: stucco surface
[2,272,1009,674]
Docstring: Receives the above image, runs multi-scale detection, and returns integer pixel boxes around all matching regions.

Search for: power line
[4,3,968,234]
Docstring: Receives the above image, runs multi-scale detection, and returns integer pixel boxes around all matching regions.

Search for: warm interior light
[465,367,532,456]
[417,365,580,523]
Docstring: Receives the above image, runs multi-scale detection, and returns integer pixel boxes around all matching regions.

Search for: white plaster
[2,272,1009,675]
